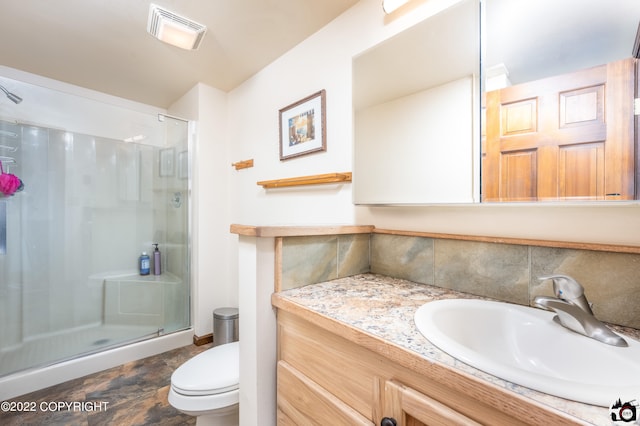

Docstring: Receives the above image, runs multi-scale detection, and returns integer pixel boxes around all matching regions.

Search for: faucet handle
[538,274,594,315]
[538,274,583,298]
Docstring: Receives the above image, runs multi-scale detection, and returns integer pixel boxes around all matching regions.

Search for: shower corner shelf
[257,172,352,189]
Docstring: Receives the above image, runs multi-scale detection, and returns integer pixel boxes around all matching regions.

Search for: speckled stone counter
[275,273,640,426]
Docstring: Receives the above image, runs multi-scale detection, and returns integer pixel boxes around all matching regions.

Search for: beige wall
[356,203,640,246]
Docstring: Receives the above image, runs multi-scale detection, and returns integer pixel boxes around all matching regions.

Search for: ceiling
[0,0,359,108]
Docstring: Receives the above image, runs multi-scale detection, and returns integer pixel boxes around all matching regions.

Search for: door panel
[384,380,481,426]
[483,57,635,201]
[277,361,373,426]
[500,150,536,200]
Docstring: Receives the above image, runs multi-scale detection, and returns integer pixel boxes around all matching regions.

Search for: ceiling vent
[147,4,207,51]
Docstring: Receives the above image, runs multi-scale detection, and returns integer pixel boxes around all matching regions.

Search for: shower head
[0,84,22,104]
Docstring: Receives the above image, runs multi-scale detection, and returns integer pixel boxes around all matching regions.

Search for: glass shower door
[0,114,190,377]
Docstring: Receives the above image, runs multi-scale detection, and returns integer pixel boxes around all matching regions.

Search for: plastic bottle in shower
[153,243,161,275]
[139,252,150,276]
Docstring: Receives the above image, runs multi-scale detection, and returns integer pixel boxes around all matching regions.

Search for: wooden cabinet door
[483,58,636,201]
[277,360,373,426]
[383,380,481,426]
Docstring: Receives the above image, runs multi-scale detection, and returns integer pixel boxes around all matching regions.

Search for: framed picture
[279,90,326,160]
[159,148,175,177]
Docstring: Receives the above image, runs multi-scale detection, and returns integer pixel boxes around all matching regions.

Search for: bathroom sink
[414,299,640,406]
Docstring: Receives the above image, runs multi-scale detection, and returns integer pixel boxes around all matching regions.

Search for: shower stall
[0,74,191,387]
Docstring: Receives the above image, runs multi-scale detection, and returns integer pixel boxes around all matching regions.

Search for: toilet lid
[171,341,239,396]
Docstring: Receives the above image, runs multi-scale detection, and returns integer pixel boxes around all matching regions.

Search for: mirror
[353,0,481,204]
[483,0,639,202]
[353,0,639,205]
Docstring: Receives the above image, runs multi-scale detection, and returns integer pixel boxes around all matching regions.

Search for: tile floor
[0,342,212,425]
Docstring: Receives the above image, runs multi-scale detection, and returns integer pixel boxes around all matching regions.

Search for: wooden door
[483,58,636,202]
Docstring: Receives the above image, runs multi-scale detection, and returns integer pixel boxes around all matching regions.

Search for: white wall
[226,0,640,248]
[169,83,235,337]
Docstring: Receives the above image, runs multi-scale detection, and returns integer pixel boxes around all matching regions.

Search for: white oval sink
[415,299,640,406]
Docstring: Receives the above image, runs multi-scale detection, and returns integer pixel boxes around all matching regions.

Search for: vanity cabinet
[273,304,581,426]
[278,360,479,426]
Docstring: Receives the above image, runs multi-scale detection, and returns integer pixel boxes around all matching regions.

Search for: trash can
[213,307,239,346]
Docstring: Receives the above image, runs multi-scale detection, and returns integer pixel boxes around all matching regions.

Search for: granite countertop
[276,273,640,426]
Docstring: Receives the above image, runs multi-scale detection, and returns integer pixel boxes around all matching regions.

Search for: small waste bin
[213,307,239,346]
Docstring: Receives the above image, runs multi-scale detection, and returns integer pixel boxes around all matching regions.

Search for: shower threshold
[0,324,160,377]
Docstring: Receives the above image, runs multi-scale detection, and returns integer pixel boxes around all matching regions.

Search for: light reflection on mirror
[483,0,639,202]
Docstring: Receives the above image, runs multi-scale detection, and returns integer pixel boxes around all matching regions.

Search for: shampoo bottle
[153,243,161,275]
[139,252,150,275]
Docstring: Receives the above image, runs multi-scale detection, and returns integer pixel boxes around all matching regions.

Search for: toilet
[169,341,239,426]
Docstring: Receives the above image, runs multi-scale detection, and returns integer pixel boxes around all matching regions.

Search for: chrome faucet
[534,274,628,347]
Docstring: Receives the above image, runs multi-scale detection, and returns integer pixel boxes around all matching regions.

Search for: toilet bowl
[169,341,239,426]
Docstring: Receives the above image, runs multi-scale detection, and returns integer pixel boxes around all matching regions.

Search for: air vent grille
[147,4,207,50]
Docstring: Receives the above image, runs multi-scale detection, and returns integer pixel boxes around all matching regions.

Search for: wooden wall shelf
[232,159,254,170]
[257,172,352,189]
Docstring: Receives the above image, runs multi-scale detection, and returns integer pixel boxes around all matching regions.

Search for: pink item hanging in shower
[0,162,23,197]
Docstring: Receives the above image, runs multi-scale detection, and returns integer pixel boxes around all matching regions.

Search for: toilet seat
[168,387,239,415]
[171,341,239,397]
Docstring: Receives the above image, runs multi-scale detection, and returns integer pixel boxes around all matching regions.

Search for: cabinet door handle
[381,417,397,426]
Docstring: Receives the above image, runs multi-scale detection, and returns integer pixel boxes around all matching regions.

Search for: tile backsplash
[280,234,369,291]
[431,239,530,305]
[530,246,640,328]
[280,232,640,329]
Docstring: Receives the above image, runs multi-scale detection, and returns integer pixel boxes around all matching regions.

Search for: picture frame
[279,89,326,160]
